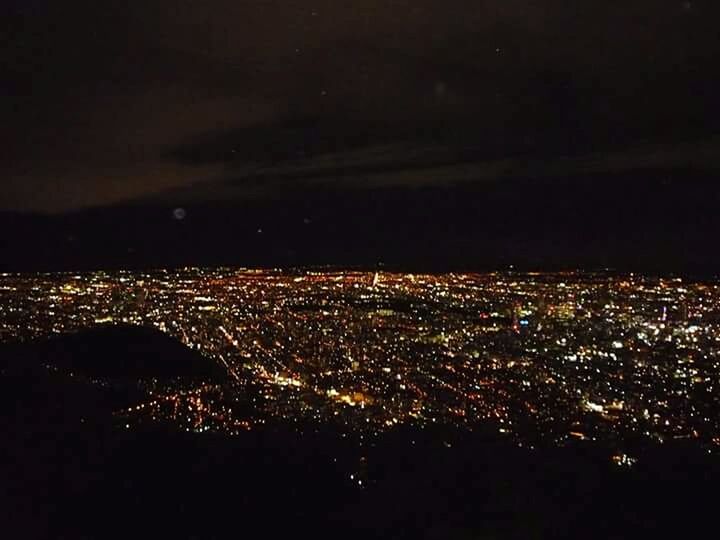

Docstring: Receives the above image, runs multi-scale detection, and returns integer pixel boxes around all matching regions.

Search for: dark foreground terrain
[1,329,717,539]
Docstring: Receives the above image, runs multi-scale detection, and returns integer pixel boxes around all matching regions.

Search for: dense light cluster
[2,268,720,453]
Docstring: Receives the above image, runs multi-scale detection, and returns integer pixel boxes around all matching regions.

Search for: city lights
[2,268,720,452]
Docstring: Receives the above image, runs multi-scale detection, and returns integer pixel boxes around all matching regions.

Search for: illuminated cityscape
[5,2,720,535]
[2,268,720,460]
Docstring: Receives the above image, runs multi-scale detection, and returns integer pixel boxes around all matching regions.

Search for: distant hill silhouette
[4,168,720,275]
[0,324,227,382]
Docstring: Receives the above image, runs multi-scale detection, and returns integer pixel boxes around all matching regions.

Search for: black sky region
[2,1,720,272]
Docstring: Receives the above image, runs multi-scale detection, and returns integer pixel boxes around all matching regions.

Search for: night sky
[2,1,720,272]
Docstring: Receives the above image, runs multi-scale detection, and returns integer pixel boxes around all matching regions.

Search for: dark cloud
[2,1,720,212]
[152,136,720,208]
